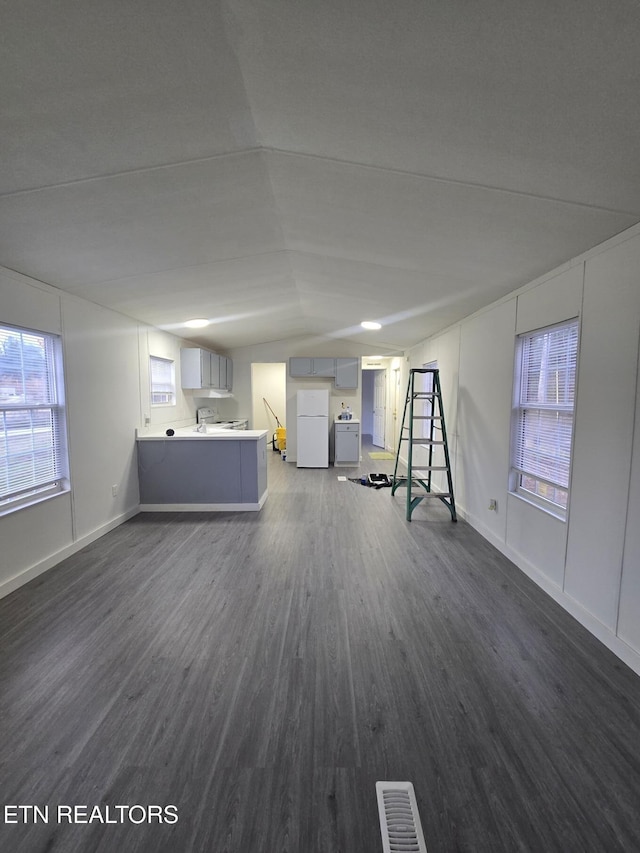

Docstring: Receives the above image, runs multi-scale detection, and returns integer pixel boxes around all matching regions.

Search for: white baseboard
[0,507,140,601]
[139,489,268,513]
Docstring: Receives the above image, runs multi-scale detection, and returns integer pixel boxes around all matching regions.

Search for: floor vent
[376,781,428,853]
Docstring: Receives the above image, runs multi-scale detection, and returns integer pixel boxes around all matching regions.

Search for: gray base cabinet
[138,436,267,508]
[334,421,360,466]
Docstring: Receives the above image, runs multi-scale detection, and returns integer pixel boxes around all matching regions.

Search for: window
[150,356,176,406]
[511,319,579,518]
[0,323,69,512]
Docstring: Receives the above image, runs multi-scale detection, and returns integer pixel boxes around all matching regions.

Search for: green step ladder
[391,368,457,522]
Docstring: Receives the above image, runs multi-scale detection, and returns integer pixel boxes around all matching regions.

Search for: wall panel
[564,238,640,628]
[62,297,141,540]
[457,301,516,539]
[617,327,640,650]
[516,264,583,335]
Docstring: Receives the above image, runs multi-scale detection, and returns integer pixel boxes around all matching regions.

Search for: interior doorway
[373,369,386,448]
[361,367,387,448]
[251,363,286,435]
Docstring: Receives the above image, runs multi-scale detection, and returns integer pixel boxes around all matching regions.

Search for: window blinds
[513,320,578,493]
[0,325,65,504]
[150,356,175,405]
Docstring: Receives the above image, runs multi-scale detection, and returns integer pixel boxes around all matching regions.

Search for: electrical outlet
[112,484,119,497]
[488,498,497,511]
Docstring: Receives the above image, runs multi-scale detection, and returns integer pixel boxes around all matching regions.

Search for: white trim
[0,483,70,519]
[140,490,268,513]
[510,487,566,522]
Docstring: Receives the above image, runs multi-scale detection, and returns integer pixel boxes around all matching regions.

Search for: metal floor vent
[376,781,428,853]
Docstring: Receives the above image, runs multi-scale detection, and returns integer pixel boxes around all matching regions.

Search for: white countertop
[334,417,360,424]
[137,426,268,441]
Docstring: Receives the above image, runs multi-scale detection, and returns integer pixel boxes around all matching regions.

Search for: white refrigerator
[297,389,329,468]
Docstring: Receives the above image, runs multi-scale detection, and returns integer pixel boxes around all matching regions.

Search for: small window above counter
[289,357,358,389]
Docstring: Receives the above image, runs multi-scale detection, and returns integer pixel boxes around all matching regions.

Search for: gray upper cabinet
[224,356,233,391]
[181,348,211,389]
[289,357,335,378]
[335,358,359,389]
[289,357,312,376]
[289,356,359,388]
[210,352,222,388]
[181,348,233,391]
[311,357,336,377]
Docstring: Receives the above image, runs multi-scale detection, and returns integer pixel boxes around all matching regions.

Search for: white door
[373,369,386,448]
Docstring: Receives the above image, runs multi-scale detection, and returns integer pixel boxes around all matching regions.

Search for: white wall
[0,267,200,598]
[564,238,640,631]
[618,355,640,650]
[137,326,198,434]
[408,226,640,675]
[0,271,137,595]
[506,266,583,590]
[62,298,141,540]
[457,300,516,542]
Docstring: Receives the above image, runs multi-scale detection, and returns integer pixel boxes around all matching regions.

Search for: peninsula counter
[136,428,268,511]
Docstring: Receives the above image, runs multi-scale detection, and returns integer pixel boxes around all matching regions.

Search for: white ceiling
[2,0,639,352]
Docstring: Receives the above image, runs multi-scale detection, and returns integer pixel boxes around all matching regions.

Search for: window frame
[0,322,70,514]
[149,355,176,407]
[510,318,579,520]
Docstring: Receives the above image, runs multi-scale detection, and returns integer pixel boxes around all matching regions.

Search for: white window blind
[0,324,68,509]
[512,319,579,514]
[150,356,175,405]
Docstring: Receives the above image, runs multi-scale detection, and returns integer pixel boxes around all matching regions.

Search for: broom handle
[263,398,282,427]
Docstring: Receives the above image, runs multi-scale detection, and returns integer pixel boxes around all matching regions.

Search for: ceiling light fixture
[184,318,210,328]
[361,320,382,330]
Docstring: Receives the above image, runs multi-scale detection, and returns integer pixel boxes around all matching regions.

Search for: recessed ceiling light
[361,320,382,330]
[184,318,209,328]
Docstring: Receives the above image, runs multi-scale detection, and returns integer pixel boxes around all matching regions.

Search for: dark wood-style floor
[2,438,640,852]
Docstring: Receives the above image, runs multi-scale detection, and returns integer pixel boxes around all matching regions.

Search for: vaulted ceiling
[2,0,639,352]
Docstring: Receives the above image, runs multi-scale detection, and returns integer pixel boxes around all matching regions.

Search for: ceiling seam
[259,150,305,317]
[3,144,639,219]
[0,147,265,199]
[59,250,293,288]
[262,147,640,217]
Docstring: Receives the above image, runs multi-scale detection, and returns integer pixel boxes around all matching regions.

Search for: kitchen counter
[137,426,266,440]
[137,428,268,511]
